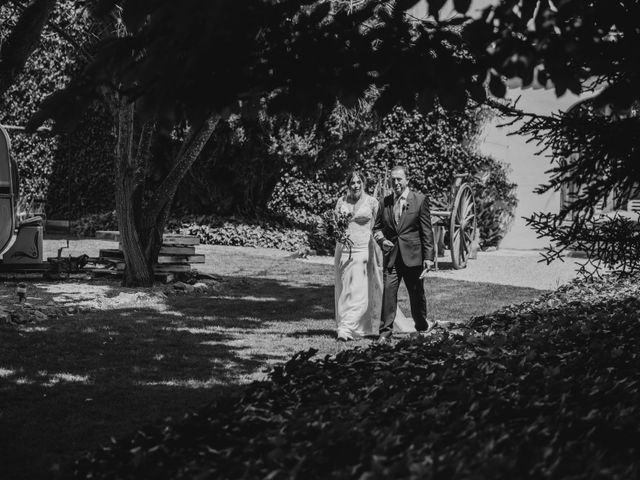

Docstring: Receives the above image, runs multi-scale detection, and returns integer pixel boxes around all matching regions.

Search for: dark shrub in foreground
[65,276,640,479]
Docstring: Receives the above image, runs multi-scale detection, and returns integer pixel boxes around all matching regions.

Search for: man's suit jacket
[374,190,435,268]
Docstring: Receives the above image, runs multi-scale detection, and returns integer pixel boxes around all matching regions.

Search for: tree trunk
[115,100,154,287]
[114,101,220,287]
[147,113,221,219]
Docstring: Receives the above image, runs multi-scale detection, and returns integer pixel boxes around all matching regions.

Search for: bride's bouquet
[333,211,354,259]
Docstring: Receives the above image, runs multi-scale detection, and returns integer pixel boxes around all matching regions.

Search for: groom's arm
[419,194,435,262]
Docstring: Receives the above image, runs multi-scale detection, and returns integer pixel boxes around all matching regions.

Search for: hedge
[0,1,115,219]
[166,215,312,253]
[268,106,517,249]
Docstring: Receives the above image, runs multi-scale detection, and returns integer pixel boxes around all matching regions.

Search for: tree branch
[146,112,220,220]
[0,0,56,96]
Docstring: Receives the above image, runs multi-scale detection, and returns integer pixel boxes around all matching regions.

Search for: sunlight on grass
[212,295,285,302]
[5,371,92,386]
[137,378,228,389]
[44,373,91,386]
[165,326,219,334]
[35,283,179,313]
[36,283,113,296]
[15,377,34,385]
[19,326,49,332]
[35,284,110,293]
[82,327,120,335]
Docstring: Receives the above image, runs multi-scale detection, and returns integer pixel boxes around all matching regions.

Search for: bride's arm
[370,196,379,229]
[334,195,343,221]
[371,196,385,242]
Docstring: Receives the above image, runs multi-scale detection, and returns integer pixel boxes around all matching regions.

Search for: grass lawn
[0,242,548,480]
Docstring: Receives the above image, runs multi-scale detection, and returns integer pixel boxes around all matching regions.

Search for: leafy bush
[0,2,115,219]
[0,2,77,210]
[268,170,343,230]
[363,106,486,195]
[70,211,118,237]
[71,211,320,253]
[470,156,518,249]
[46,102,116,219]
[166,215,311,252]
[169,111,325,217]
[64,274,640,479]
[172,91,379,219]
[270,106,518,250]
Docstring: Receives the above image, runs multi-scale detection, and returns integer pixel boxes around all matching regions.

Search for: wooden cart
[430,174,477,269]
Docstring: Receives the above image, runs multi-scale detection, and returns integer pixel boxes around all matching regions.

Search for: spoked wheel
[449,183,476,269]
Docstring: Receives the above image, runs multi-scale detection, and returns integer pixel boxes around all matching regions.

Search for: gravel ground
[303,249,580,291]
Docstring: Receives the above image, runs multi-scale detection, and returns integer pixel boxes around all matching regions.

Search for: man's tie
[394,195,403,224]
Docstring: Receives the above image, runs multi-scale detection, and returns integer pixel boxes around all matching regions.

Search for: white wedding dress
[334,194,415,339]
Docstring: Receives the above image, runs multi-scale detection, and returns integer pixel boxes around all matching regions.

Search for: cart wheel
[449,183,476,269]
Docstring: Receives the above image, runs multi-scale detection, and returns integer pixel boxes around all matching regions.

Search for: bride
[334,170,414,341]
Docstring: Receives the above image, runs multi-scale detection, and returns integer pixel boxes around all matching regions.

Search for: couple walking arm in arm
[334,165,436,342]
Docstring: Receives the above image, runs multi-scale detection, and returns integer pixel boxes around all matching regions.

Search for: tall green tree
[26,0,640,283]
[29,0,484,286]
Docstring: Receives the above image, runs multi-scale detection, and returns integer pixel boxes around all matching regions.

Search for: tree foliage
[494,98,640,275]
[30,0,495,132]
[364,105,489,196]
[19,0,640,279]
[170,110,325,217]
[27,0,410,286]
[366,105,517,249]
[527,211,640,278]
[268,102,516,250]
[0,1,116,218]
[0,0,57,96]
[462,0,640,273]
[464,0,640,109]
[25,0,491,285]
[1,1,79,211]
[46,101,115,218]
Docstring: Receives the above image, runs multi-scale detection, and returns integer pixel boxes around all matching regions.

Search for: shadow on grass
[165,277,334,324]
[0,310,268,480]
[0,274,338,480]
[287,328,338,338]
[0,261,546,480]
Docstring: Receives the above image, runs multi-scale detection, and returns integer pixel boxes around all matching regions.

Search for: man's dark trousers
[379,253,428,338]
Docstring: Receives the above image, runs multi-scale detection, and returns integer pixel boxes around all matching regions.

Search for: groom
[373,165,436,342]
